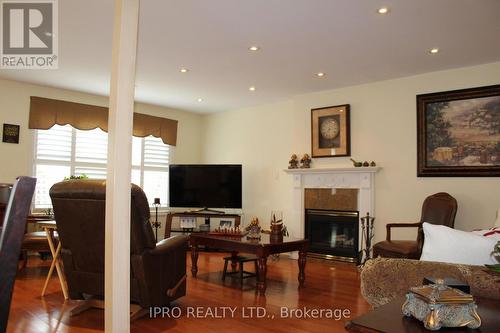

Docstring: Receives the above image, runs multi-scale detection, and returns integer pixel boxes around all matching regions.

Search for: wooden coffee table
[346,296,500,333]
[189,233,309,295]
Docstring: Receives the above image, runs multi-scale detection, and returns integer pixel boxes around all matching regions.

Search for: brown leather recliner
[49,179,188,315]
[373,192,458,259]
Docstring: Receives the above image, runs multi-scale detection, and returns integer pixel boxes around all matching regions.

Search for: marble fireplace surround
[283,167,380,259]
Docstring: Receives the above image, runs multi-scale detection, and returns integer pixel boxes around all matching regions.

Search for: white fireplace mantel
[283,166,380,195]
[283,166,381,257]
[283,166,380,175]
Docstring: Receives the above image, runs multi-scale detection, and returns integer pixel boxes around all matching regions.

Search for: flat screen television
[169,164,242,209]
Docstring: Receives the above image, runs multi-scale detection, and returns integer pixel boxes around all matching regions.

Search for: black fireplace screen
[305,209,359,262]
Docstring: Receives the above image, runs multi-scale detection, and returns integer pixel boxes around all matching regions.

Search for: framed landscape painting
[311,104,350,158]
[417,84,500,177]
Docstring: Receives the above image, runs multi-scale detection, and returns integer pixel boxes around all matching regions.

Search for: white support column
[105,1,139,333]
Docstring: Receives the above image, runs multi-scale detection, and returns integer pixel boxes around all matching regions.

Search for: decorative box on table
[402,282,481,331]
[423,277,470,294]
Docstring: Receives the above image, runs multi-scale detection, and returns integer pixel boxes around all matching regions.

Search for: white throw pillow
[420,222,499,265]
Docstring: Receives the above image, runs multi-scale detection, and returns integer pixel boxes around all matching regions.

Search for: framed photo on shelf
[311,104,350,158]
[219,220,233,229]
[417,84,500,177]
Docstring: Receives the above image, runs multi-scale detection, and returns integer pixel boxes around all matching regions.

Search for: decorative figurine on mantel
[288,154,299,169]
[350,158,377,167]
[350,158,362,167]
[300,153,312,168]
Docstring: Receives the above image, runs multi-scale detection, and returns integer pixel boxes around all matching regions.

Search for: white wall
[0,78,204,184]
[202,62,500,241]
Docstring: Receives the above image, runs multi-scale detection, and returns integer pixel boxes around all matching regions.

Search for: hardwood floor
[7,253,371,333]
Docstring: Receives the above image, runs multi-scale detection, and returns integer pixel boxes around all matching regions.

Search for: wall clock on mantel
[311,104,350,158]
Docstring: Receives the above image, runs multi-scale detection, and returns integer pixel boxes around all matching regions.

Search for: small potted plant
[485,241,500,275]
[63,174,88,181]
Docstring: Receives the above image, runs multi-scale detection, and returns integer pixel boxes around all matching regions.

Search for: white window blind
[144,136,170,168]
[36,125,72,161]
[34,124,170,209]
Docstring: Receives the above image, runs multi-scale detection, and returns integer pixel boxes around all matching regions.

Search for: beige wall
[202,62,500,241]
[2,62,500,241]
[0,78,204,184]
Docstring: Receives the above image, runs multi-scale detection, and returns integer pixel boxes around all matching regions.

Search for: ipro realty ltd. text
[150,306,351,320]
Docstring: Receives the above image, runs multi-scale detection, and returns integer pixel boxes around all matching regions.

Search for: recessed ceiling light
[180,68,189,73]
[377,7,389,14]
[249,86,256,91]
[249,46,260,51]
[429,48,439,54]
[316,72,325,78]
[197,98,203,102]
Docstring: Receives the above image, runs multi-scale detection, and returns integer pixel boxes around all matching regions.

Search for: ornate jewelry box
[402,282,481,331]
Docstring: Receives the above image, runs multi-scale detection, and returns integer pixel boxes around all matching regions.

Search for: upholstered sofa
[361,257,500,307]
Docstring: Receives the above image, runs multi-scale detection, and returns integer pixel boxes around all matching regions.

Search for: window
[33,124,170,209]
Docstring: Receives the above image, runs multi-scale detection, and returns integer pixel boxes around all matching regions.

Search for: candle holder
[152,197,161,242]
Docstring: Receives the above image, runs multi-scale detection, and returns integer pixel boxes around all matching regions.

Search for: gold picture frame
[311,104,350,157]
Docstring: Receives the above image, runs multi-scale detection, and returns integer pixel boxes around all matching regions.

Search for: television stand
[164,211,242,239]
[187,207,225,214]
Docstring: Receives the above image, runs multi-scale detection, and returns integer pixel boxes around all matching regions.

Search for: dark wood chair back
[0,183,13,228]
[0,177,36,333]
[417,192,458,252]
[420,192,458,227]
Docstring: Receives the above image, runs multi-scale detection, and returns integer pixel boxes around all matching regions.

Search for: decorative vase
[270,223,283,242]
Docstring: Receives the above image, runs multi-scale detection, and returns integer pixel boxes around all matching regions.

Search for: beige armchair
[360,258,500,308]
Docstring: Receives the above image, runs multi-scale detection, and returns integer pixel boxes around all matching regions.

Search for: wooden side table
[38,220,68,300]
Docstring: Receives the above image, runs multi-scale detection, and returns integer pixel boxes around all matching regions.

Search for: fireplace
[283,166,380,261]
[305,209,359,263]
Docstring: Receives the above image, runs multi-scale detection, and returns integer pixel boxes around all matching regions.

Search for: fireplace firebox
[305,209,359,263]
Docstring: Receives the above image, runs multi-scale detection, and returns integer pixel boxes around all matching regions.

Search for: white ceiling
[1,0,500,113]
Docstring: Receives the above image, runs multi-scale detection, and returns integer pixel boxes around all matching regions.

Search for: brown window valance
[29,96,178,146]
